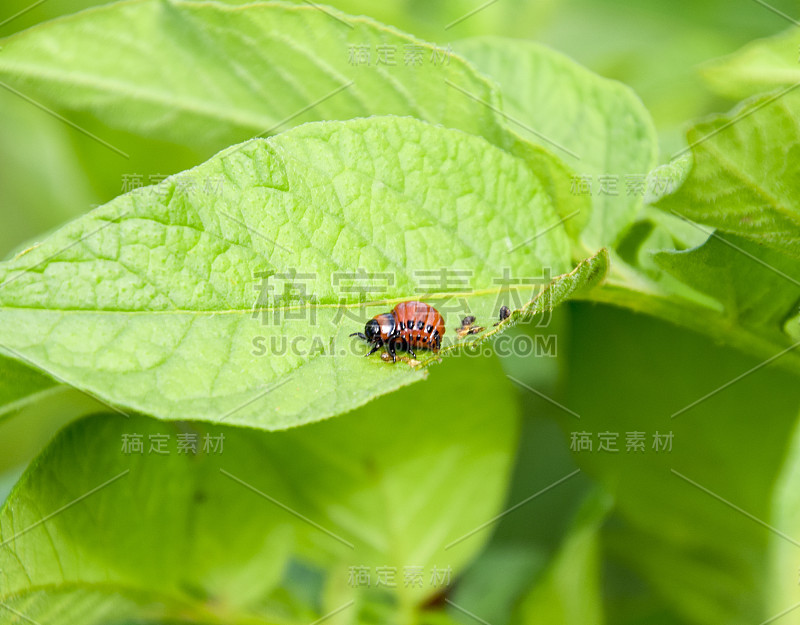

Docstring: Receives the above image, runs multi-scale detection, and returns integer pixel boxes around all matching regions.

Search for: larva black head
[364,318,382,342]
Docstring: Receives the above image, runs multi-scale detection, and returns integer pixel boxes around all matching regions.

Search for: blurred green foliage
[1,1,800,624]
[0,0,795,261]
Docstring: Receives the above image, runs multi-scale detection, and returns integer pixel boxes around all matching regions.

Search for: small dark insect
[457,314,484,337]
[351,300,445,363]
[493,305,511,327]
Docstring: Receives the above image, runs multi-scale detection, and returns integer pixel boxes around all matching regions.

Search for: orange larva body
[350,300,445,362]
[391,301,445,351]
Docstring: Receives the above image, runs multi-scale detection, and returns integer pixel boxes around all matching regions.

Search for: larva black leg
[350,332,368,340]
[407,347,416,358]
[387,339,397,363]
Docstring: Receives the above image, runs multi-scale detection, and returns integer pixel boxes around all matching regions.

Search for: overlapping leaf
[700,27,800,100]
[0,354,518,624]
[656,91,800,257]
[0,116,606,429]
[767,411,800,617]
[565,303,800,625]
[654,232,800,332]
[0,1,581,245]
[455,37,658,250]
[0,355,56,419]
[0,0,506,150]
[511,492,610,625]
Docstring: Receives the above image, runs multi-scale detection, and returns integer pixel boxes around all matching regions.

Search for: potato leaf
[454,36,658,251]
[0,0,508,150]
[0,354,518,624]
[654,232,800,332]
[0,355,56,419]
[700,28,800,100]
[656,91,800,257]
[0,116,605,429]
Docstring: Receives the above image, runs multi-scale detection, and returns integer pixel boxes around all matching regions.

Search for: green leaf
[578,282,800,378]
[0,355,56,418]
[0,0,510,152]
[0,0,585,266]
[0,353,518,624]
[0,90,98,260]
[564,303,800,624]
[767,410,800,616]
[454,36,658,250]
[0,386,103,475]
[656,91,800,256]
[570,90,800,370]
[788,310,800,341]
[578,143,800,375]
[510,491,610,625]
[281,0,556,44]
[700,28,800,100]
[0,116,604,429]
[0,1,586,274]
[654,232,800,332]
[421,249,609,365]
[446,403,596,625]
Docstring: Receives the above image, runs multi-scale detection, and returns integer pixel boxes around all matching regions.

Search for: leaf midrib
[577,282,800,378]
[0,285,542,314]
[0,63,275,131]
[0,0,484,139]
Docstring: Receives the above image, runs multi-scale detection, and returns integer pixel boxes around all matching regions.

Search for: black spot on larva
[354,301,444,361]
